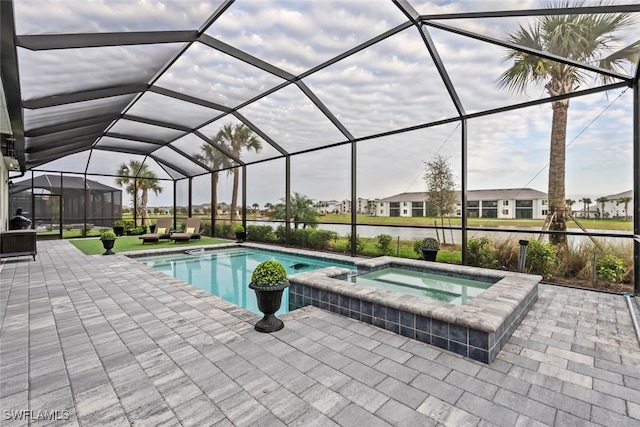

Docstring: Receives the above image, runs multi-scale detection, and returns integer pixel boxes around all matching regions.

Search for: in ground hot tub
[288,256,540,363]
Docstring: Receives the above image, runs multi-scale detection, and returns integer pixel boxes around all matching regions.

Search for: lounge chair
[139,218,172,244]
[170,218,202,243]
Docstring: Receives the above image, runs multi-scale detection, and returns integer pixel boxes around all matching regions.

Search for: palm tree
[252,203,260,213]
[209,123,262,220]
[115,160,162,225]
[565,199,575,214]
[595,196,609,219]
[499,2,638,245]
[617,196,632,220]
[272,192,318,229]
[579,197,592,219]
[193,140,233,219]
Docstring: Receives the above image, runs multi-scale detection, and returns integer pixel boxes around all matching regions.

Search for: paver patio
[1,239,639,426]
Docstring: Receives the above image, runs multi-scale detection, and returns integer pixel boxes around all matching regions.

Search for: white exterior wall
[603,198,634,219]
[378,197,548,219]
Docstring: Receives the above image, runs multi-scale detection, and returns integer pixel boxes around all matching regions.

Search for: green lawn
[70,236,231,255]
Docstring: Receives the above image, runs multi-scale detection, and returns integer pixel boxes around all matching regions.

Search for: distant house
[376,188,549,219]
[339,198,377,215]
[596,190,634,219]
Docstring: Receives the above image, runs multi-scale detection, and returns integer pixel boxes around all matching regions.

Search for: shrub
[81,224,93,237]
[493,236,519,270]
[100,230,117,240]
[127,226,146,235]
[251,260,287,287]
[413,238,439,258]
[114,220,134,230]
[306,229,338,250]
[376,234,394,255]
[235,225,245,232]
[467,237,498,268]
[596,254,626,283]
[247,225,276,243]
[214,223,233,238]
[525,240,557,278]
[346,233,366,253]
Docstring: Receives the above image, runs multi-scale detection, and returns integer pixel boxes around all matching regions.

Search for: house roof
[10,174,120,194]
[602,189,633,200]
[379,188,548,203]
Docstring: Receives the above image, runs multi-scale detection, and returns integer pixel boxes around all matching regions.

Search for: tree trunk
[230,167,239,220]
[548,99,569,246]
[140,189,148,225]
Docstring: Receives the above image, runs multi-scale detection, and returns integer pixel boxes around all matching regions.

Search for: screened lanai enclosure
[1,0,639,294]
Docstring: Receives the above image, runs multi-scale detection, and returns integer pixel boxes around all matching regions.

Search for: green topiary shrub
[376,234,394,255]
[100,230,117,240]
[251,260,288,287]
[235,225,245,232]
[596,254,625,283]
[525,240,557,279]
[467,237,498,268]
[413,238,439,258]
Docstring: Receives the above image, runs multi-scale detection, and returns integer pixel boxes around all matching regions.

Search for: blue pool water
[137,247,354,316]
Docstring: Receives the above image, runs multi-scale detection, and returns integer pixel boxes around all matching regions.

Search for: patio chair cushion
[156,227,166,234]
[186,227,195,234]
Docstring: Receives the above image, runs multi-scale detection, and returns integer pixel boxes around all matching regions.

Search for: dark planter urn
[421,249,438,262]
[102,239,116,255]
[235,231,246,243]
[249,281,289,332]
[113,226,125,237]
[149,224,156,233]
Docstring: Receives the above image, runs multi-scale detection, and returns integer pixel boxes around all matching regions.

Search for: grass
[70,236,231,255]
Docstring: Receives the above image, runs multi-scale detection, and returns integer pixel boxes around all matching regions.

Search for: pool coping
[125,242,540,363]
[288,256,541,363]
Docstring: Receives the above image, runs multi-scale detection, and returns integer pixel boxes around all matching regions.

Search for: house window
[481,200,498,218]
[542,200,548,205]
[502,200,509,206]
[403,202,407,206]
[379,202,384,206]
[379,210,383,214]
[515,200,533,218]
[411,202,424,217]
[403,209,408,214]
[502,209,509,215]
[542,209,548,216]
[467,200,479,217]
[389,202,400,217]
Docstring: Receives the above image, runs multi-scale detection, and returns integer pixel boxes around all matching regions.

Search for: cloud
[15,0,637,207]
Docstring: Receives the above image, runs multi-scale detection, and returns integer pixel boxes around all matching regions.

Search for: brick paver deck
[1,240,639,426]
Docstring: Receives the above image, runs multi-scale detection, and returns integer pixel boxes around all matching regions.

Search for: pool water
[351,267,493,305]
[138,247,354,316]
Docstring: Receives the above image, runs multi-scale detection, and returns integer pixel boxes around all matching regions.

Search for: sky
[12,0,639,207]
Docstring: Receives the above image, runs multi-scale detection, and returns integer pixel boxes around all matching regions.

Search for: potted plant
[100,230,117,255]
[235,225,246,243]
[249,260,289,332]
[113,220,128,237]
[418,237,439,262]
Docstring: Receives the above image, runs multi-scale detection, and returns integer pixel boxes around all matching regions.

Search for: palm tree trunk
[548,99,569,246]
[141,188,148,225]
[230,167,239,221]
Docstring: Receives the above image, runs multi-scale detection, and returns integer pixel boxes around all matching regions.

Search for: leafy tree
[272,192,318,229]
[499,2,638,245]
[208,123,262,220]
[423,154,457,244]
[252,203,260,212]
[115,160,162,225]
[617,196,632,220]
[595,196,609,218]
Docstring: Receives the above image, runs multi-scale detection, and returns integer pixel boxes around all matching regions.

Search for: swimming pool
[350,267,493,305]
[137,247,355,316]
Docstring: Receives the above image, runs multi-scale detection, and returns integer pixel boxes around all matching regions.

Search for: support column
[351,141,357,256]
[285,156,291,246]
[633,81,639,296]
[242,165,247,232]
[461,119,468,265]
[211,173,216,237]
[188,177,193,218]
[173,180,177,231]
